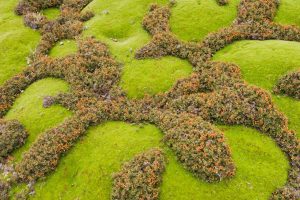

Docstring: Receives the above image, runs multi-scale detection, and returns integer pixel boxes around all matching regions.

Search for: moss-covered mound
[0,0,299,200]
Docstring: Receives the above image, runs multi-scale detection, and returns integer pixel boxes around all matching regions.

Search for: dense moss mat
[42,8,61,20]
[50,39,78,58]
[0,0,40,85]
[120,57,192,98]
[214,40,300,137]
[275,0,300,26]
[170,0,240,42]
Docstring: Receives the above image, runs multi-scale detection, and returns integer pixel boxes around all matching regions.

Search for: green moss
[275,0,300,26]
[83,0,167,42]
[0,0,40,85]
[120,57,192,98]
[42,8,60,20]
[170,0,240,42]
[50,39,78,57]
[214,40,300,137]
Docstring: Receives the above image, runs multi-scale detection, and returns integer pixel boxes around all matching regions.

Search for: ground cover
[0,0,40,85]
[214,40,300,137]
[0,0,299,200]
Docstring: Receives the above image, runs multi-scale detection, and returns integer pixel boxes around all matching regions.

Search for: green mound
[170,0,240,42]
[42,8,60,20]
[50,40,78,57]
[0,0,40,85]
[275,0,300,26]
[121,57,192,98]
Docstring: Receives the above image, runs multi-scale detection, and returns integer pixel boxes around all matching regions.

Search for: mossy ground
[0,0,299,199]
[275,0,300,26]
[0,0,40,85]
[170,0,240,42]
[42,8,61,20]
